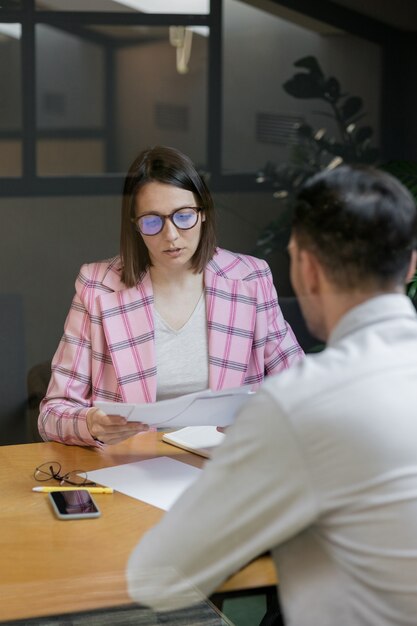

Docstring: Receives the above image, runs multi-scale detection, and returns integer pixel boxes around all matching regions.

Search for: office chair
[0,294,27,445]
[26,359,51,443]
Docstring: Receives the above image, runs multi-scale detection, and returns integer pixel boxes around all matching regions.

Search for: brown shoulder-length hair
[120,145,217,287]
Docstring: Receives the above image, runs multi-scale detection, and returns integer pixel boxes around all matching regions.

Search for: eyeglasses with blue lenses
[132,207,202,236]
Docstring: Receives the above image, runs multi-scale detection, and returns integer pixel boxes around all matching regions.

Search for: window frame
[0,0,401,196]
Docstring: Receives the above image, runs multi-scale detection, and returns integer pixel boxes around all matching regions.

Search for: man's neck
[322,286,405,339]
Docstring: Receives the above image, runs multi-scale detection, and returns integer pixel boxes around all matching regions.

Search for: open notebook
[162,426,225,459]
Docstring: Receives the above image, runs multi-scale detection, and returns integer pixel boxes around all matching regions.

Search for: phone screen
[49,490,101,519]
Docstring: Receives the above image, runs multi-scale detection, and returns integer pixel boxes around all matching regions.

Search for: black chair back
[0,294,26,444]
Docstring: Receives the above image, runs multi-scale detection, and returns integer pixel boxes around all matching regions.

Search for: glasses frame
[131,206,202,236]
[33,461,96,487]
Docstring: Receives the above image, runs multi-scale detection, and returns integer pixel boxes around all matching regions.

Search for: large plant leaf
[294,56,324,78]
[340,96,363,122]
[297,123,313,138]
[345,113,367,126]
[355,126,373,143]
[283,73,324,99]
[323,77,341,102]
[255,55,379,266]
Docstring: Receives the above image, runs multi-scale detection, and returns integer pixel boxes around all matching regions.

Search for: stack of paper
[94,386,253,429]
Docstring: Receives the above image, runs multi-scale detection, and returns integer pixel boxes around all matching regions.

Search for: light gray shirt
[155,294,209,401]
[127,294,417,625]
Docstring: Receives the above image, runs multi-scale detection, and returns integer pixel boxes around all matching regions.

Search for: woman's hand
[86,408,149,445]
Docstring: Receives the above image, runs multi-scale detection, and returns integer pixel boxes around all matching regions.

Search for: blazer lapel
[98,271,157,403]
[205,268,257,390]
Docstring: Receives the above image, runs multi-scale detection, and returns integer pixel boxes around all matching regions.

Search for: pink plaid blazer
[39,248,303,446]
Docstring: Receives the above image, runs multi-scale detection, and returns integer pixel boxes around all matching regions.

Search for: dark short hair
[120,146,217,287]
[292,165,417,289]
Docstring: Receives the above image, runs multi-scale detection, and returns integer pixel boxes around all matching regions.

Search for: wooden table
[0,433,277,622]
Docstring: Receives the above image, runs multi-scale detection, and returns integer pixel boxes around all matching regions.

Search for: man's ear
[406,250,417,283]
[299,248,321,295]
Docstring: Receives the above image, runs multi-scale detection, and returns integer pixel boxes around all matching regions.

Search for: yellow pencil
[32,486,113,494]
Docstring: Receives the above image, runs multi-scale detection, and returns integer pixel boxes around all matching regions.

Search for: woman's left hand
[86,407,149,445]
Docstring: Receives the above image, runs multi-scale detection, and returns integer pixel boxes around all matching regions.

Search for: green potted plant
[256,57,417,306]
[255,56,417,350]
[256,55,379,257]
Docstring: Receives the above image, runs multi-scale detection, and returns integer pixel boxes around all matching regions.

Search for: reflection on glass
[0,23,21,177]
[36,22,207,176]
[0,0,22,11]
[36,24,105,175]
[36,0,209,13]
[115,25,208,173]
[37,140,105,176]
[222,0,382,174]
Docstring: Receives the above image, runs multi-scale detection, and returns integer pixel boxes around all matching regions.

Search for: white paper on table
[94,386,253,428]
[85,457,202,511]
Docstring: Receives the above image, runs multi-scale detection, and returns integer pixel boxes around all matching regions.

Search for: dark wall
[381,34,417,162]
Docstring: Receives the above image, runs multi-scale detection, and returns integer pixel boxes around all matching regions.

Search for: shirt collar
[328,293,417,346]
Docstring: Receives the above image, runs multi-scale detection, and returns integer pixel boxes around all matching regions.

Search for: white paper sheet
[94,386,253,428]
[86,457,202,511]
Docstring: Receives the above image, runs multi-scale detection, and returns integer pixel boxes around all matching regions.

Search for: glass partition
[35,22,208,175]
[35,0,210,14]
[0,0,22,10]
[114,25,208,173]
[222,0,382,175]
[0,23,21,177]
[36,24,105,175]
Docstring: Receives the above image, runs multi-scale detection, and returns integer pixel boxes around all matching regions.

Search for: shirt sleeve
[259,261,304,374]
[126,388,318,611]
[38,265,99,447]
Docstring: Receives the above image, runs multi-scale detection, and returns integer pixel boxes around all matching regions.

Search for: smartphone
[48,490,101,520]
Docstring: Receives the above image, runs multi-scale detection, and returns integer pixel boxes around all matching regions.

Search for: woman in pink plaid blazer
[39,147,303,447]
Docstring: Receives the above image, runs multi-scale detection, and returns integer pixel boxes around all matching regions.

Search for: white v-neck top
[154,294,209,401]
